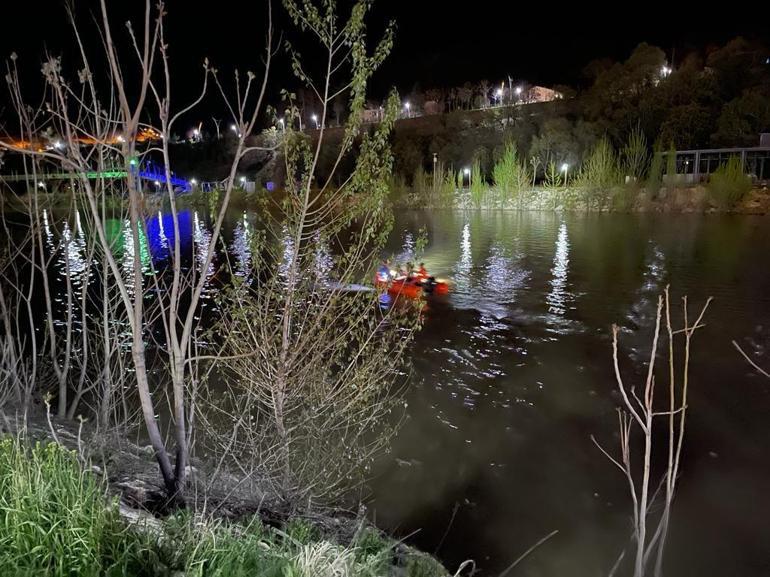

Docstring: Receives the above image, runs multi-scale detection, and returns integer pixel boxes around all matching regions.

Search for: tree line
[384,38,770,188]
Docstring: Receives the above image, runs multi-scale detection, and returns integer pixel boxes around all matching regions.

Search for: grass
[0,438,449,577]
[708,156,752,210]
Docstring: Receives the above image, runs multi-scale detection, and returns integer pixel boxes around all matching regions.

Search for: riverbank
[6,183,770,217]
[0,410,452,577]
[392,184,770,214]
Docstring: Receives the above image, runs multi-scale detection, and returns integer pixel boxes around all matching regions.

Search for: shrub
[646,140,664,199]
[708,156,752,210]
[576,138,621,209]
[0,438,449,577]
[492,143,529,203]
[469,160,485,206]
[621,125,649,182]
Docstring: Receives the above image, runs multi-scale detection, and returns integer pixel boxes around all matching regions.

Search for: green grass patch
[0,438,449,577]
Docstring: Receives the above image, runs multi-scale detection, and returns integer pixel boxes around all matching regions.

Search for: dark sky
[1,1,769,121]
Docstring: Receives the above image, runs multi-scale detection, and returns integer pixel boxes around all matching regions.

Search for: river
[369,210,770,576]
[14,206,770,575]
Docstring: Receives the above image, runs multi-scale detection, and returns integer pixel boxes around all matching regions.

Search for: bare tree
[0,0,274,501]
[593,287,711,577]
[207,0,421,504]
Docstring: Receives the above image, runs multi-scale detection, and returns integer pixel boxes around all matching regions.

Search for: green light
[129,158,138,167]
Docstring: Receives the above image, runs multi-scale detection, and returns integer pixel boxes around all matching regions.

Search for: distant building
[423,100,442,115]
[361,106,383,124]
[525,86,563,103]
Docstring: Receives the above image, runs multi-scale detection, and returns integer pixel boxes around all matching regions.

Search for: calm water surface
[25,207,770,576]
[370,210,770,577]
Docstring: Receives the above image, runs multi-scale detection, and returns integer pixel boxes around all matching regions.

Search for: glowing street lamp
[495,87,503,106]
[404,101,411,117]
[311,113,319,129]
[561,163,569,184]
[515,86,523,103]
[278,117,285,132]
[463,167,471,188]
[190,178,198,187]
[660,65,672,78]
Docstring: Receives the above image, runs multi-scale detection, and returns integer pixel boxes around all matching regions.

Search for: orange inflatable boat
[386,277,449,299]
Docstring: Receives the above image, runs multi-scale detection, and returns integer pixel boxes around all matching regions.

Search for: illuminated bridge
[0,163,191,192]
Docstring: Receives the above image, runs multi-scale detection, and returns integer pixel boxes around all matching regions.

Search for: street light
[311,114,319,129]
[561,163,569,184]
[278,117,285,131]
[495,87,503,106]
[404,101,411,117]
[515,86,523,103]
[463,167,471,188]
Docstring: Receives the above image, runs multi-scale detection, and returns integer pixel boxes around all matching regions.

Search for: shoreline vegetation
[6,180,769,217]
[387,132,768,214]
[390,183,770,214]
[0,0,449,575]
[0,423,451,577]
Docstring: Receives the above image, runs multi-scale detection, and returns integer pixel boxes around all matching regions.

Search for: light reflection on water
[230,213,253,281]
[371,209,770,577]
[547,222,571,316]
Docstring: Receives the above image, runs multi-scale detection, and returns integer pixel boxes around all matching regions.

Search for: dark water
[23,207,770,575]
[369,210,770,577]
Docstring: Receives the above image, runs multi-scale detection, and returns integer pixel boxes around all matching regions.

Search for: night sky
[1,1,769,118]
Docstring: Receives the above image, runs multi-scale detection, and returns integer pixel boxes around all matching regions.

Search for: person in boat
[376,259,392,284]
[417,262,429,279]
[405,262,416,280]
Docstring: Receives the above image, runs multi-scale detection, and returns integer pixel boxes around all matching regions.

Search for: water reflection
[450,220,529,319]
[193,211,215,283]
[626,242,667,332]
[452,223,472,294]
[120,219,151,295]
[43,209,90,331]
[278,226,295,288]
[312,232,334,288]
[230,213,253,281]
[145,210,193,265]
[396,231,416,265]
[546,222,572,316]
